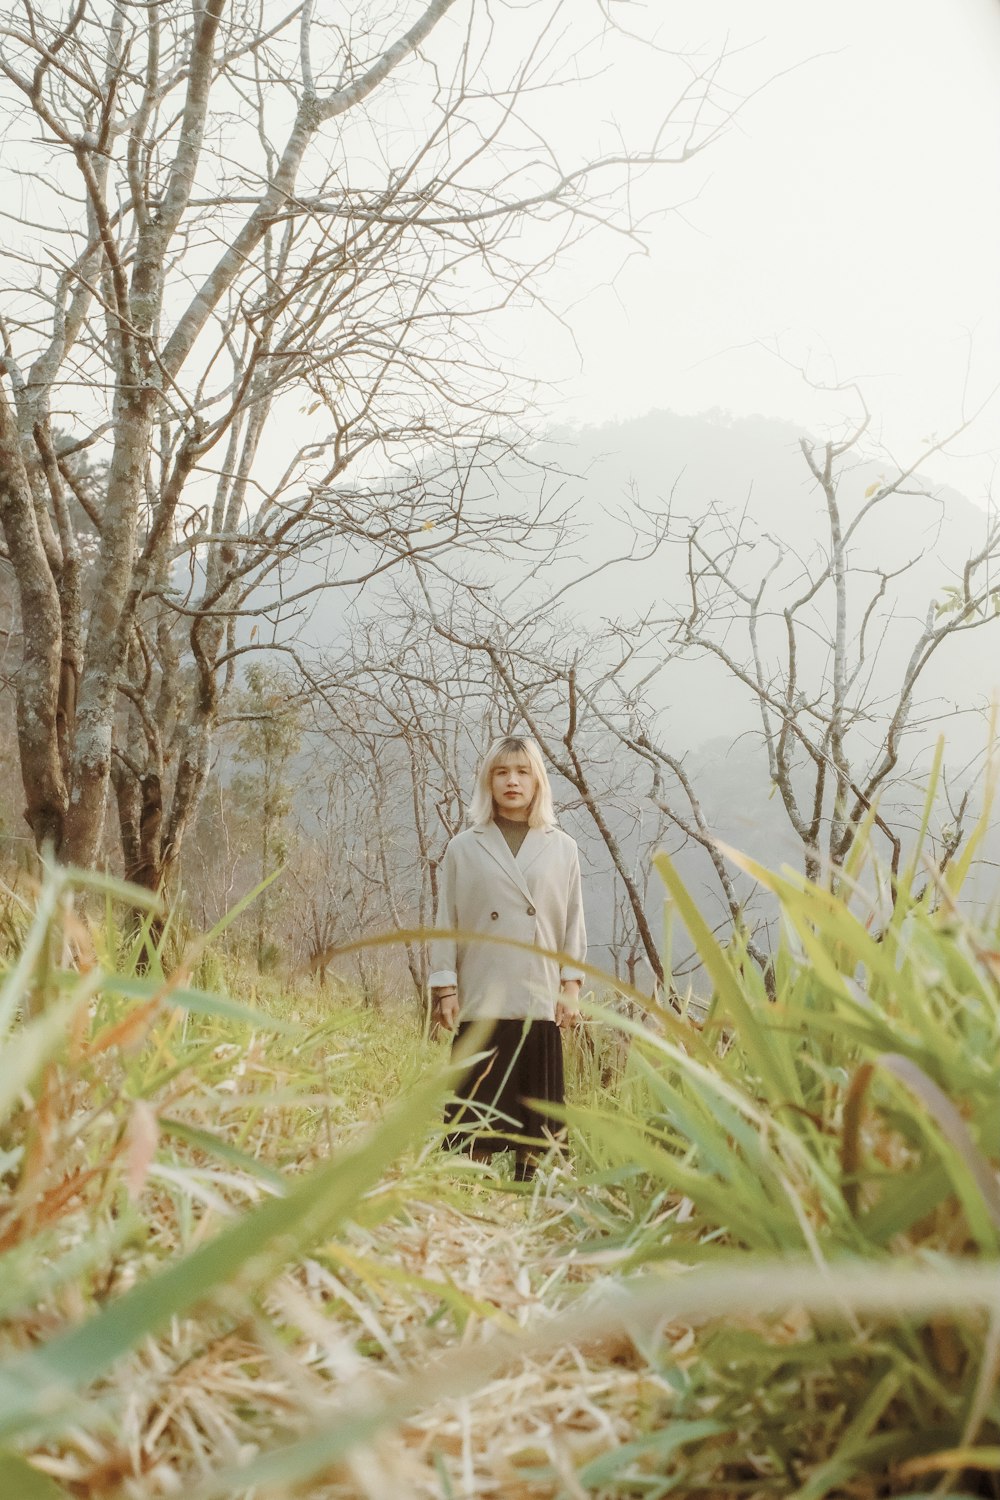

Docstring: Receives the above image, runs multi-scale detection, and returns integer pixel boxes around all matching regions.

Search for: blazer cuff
[428,969,458,989]
[559,965,585,983]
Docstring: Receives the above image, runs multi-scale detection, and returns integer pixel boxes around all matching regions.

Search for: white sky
[6,0,996,500]
[524,0,1000,499]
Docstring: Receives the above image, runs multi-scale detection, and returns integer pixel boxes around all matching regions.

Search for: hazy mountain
[525,410,998,751]
[292,407,997,749]
[248,409,1000,981]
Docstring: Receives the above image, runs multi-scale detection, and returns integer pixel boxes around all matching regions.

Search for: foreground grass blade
[101,973,298,1032]
[0,872,65,1043]
[0,1221,138,1321]
[0,999,79,1126]
[188,1259,1000,1500]
[158,1118,287,1191]
[653,850,802,1105]
[575,1418,726,1488]
[0,1066,449,1441]
[0,1452,69,1499]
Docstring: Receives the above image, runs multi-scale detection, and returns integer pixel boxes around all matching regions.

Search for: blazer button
[526,905,536,916]
[490,911,499,920]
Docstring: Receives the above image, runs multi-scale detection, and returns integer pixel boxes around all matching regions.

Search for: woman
[429,735,587,1180]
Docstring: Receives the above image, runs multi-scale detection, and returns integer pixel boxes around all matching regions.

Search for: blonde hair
[468,736,556,829]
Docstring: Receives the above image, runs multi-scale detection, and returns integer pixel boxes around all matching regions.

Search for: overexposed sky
[526,0,1000,495]
[6,0,996,496]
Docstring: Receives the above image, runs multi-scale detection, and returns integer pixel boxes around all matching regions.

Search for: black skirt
[444,1018,565,1154]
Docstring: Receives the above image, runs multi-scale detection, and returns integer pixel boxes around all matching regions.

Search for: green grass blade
[199,868,283,949]
[0,1452,70,1499]
[563,1106,803,1249]
[0,1065,448,1441]
[0,998,79,1126]
[653,850,801,1104]
[158,1118,287,1190]
[575,1417,727,1487]
[64,867,163,911]
[100,973,298,1032]
[0,872,65,1042]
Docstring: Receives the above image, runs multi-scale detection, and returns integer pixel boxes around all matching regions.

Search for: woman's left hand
[555,981,581,1029]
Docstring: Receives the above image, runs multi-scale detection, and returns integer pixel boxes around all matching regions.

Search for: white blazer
[428,821,587,1021]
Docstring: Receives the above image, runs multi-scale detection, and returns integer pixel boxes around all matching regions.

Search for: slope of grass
[1,839,999,1499]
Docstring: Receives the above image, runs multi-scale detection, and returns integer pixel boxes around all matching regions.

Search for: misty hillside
[5,408,994,981]
[304,409,999,980]
[260,407,998,757]
[528,410,998,748]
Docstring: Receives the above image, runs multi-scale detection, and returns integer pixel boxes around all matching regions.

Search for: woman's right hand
[433,988,459,1031]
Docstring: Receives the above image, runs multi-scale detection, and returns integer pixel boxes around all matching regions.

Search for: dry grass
[0,880,681,1500]
[5,846,1000,1500]
[21,1118,691,1500]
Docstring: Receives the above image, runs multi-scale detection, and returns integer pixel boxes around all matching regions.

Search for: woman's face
[491,754,537,821]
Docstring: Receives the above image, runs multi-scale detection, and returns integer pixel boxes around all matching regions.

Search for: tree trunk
[163,716,214,887]
[111,760,164,962]
[64,395,154,867]
[132,773,164,893]
[0,383,67,850]
[112,760,142,882]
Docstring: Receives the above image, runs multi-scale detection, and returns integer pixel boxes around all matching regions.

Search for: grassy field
[1,826,999,1500]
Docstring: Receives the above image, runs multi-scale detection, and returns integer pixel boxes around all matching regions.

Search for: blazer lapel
[475,823,534,904]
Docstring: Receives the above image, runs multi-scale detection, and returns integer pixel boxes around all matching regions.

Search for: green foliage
[560,824,1000,1495]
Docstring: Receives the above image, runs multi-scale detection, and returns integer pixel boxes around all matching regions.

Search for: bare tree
[376,573,678,996]
[0,0,739,881]
[294,616,501,1005]
[343,394,1000,994]
[653,403,1000,888]
[285,743,396,1002]
[229,664,301,970]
